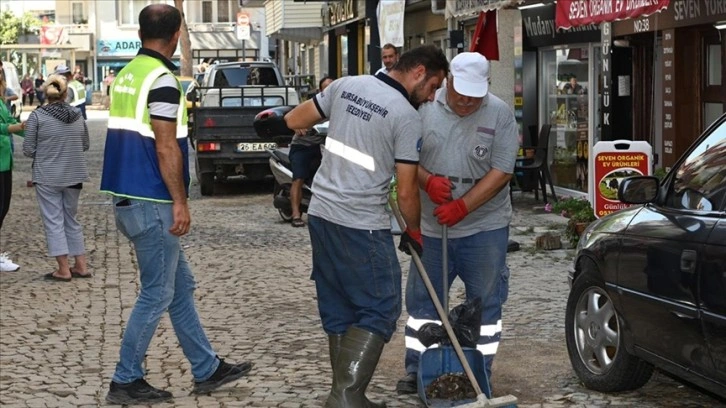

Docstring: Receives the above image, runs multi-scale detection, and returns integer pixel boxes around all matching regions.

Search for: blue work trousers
[403,227,510,380]
[308,215,402,342]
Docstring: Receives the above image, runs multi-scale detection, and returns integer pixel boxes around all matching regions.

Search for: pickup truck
[188,61,300,195]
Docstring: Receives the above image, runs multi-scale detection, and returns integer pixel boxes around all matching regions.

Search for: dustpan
[390,198,518,408]
[418,346,491,407]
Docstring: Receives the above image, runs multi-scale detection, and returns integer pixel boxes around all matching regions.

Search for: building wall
[489,9,516,109]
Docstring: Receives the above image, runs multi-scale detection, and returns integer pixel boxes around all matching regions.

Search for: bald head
[139,4,182,44]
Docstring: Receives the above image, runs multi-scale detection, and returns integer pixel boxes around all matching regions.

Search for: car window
[221,96,284,107]
[212,67,280,87]
[665,119,726,212]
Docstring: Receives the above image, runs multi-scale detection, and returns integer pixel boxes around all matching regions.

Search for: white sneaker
[0,253,20,272]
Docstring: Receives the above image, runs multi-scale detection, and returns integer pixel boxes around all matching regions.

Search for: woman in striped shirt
[23,74,90,282]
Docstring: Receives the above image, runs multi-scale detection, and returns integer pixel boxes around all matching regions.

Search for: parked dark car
[566,113,726,399]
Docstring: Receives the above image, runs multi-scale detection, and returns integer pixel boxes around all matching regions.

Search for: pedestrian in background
[376,43,400,75]
[284,45,449,407]
[100,4,252,405]
[102,70,115,109]
[287,75,334,227]
[21,74,34,106]
[54,64,87,120]
[22,74,90,282]
[35,74,45,106]
[0,63,25,272]
[397,52,519,395]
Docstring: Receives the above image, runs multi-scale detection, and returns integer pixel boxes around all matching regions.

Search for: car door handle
[670,311,697,320]
[680,249,697,274]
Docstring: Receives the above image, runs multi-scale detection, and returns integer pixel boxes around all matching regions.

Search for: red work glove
[398,228,423,257]
[434,199,469,227]
[424,174,452,205]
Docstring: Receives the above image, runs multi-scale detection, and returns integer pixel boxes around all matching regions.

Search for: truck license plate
[237,142,277,152]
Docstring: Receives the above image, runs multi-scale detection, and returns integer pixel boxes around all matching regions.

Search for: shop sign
[377,0,405,47]
[613,0,726,36]
[521,4,600,49]
[592,140,652,218]
[600,22,612,141]
[97,39,142,57]
[324,0,356,27]
[661,29,677,166]
[446,0,521,18]
[556,0,670,29]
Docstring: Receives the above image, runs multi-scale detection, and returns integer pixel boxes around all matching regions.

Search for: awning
[446,0,523,19]
[556,0,670,30]
[190,31,261,50]
[268,27,323,43]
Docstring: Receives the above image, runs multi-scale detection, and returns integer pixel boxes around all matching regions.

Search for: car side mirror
[618,176,660,204]
[186,92,198,103]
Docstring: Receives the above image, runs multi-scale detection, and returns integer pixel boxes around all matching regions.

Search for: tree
[174,0,193,76]
[0,11,21,45]
[0,11,41,45]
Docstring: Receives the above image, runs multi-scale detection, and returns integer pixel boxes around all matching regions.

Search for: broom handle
[389,198,484,397]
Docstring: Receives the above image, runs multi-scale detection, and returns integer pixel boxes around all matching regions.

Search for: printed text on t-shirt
[340,91,389,122]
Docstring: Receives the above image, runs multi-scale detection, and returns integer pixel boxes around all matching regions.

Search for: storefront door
[539,44,601,195]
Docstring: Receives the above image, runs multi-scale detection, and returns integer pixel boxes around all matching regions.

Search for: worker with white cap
[54,64,87,119]
[397,52,519,395]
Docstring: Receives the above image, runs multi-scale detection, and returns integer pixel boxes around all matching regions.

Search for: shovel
[389,197,518,408]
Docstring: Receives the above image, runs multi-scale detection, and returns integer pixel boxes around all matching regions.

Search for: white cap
[54,64,71,75]
[450,52,489,98]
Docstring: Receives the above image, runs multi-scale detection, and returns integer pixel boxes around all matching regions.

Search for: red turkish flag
[470,10,499,61]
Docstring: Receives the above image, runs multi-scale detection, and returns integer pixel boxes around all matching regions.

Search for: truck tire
[200,173,214,196]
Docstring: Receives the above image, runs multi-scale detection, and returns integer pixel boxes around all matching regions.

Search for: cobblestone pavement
[1,111,724,407]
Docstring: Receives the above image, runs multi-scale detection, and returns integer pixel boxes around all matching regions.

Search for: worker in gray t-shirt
[284,45,449,407]
[397,52,520,395]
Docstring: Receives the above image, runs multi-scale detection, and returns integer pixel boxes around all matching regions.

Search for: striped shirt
[22,103,89,186]
[149,73,180,121]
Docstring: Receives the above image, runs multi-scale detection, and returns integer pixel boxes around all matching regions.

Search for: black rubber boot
[325,327,386,408]
[328,334,343,372]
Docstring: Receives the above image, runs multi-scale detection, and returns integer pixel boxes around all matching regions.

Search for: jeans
[403,226,510,379]
[111,197,218,383]
[308,215,402,342]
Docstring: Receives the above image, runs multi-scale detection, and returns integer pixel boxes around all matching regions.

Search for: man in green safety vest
[54,64,87,119]
[99,4,253,405]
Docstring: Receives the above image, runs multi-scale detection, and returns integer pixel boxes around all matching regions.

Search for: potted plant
[550,197,596,246]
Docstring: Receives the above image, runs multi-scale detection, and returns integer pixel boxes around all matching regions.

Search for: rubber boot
[328,334,343,372]
[325,327,386,408]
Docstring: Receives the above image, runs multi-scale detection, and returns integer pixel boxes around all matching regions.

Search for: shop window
[541,46,591,193]
[703,35,723,127]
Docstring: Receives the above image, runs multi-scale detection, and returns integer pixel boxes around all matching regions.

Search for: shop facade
[520,4,602,197]
[322,0,378,77]
[609,1,726,169]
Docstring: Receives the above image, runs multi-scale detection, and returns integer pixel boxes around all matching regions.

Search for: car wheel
[565,259,654,392]
[200,173,214,196]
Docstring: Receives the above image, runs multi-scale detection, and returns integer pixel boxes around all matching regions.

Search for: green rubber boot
[325,327,386,408]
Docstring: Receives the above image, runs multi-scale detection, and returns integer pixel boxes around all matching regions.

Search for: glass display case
[540,45,601,194]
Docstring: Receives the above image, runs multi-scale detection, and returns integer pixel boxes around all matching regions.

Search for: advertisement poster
[592,141,652,218]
